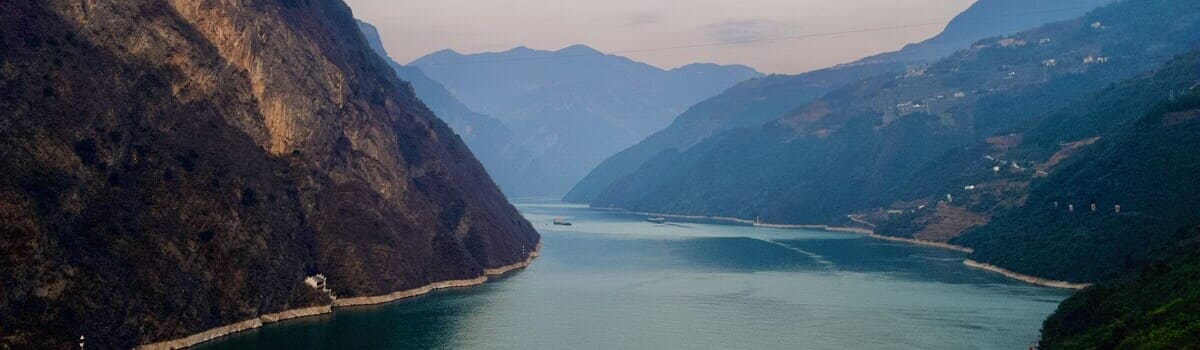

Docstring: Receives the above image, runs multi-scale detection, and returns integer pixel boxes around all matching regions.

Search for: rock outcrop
[0,0,539,348]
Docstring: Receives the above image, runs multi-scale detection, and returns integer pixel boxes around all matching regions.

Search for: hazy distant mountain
[357,21,515,188]
[565,0,1115,203]
[411,46,761,196]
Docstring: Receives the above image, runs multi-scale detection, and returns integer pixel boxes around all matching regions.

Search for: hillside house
[1083,56,1109,65]
[304,274,328,291]
[998,38,1027,48]
[904,67,927,78]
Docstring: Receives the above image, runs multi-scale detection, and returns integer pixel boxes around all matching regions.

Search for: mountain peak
[556,44,602,55]
[410,48,464,66]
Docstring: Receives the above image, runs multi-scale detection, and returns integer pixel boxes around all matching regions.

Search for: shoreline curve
[592,207,1100,289]
[136,243,540,350]
[963,259,1091,290]
[595,207,972,253]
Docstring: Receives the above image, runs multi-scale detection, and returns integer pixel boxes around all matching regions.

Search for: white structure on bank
[305,274,328,291]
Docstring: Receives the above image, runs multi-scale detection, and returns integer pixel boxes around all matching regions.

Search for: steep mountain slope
[411,46,762,196]
[565,0,1115,203]
[586,0,1200,225]
[357,21,517,193]
[565,63,903,203]
[0,0,538,348]
[953,85,1200,282]
[1040,224,1200,349]
[874,48,1200,251]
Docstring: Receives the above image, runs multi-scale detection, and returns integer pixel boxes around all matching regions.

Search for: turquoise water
[197,202,1068,350]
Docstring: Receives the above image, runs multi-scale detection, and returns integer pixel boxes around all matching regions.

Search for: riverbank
[595,207,971,252]
[963,259,1091,290]
[589,207,1105,289]
[857,231,974,253]
[137,244,541,350]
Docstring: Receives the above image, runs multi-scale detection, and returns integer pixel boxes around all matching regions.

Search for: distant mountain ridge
[410,45,762,196]
[565,0,1116,203]
[357,21,515,193]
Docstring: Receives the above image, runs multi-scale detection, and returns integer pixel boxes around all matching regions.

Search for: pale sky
[344,0,976,74]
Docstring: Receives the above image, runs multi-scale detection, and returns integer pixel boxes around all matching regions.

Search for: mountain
[565,0,1116,203]
[356,21,516,193]
[583,0,1200,227]
[0,1,538,348]
[411,46,762,197]
[867,0,1116,63]
[945,51,1200,283]
[1030,87,1200,347]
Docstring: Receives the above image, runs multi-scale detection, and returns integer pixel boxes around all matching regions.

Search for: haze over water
[199,202,1067,350]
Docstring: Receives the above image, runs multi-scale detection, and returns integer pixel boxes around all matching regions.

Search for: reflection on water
[197,202,1068,350]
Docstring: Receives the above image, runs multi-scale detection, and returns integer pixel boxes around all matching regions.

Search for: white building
[305,274,328,291]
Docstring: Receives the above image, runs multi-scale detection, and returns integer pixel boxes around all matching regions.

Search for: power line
[413,5,1100,67]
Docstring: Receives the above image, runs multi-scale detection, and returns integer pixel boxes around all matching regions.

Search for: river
[197,202,1068,349]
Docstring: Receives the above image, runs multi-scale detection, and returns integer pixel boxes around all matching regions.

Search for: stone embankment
[137,244,541,350]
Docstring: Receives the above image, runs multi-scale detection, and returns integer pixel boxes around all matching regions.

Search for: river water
[197,202,1068,350]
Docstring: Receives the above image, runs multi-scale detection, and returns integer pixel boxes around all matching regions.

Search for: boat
[553,217,572,226]
[646,217,667,224]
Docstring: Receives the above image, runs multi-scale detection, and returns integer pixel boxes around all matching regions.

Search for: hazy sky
[345,0,976,74]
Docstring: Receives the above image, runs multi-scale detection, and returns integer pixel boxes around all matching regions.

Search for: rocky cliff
[0,0,539,348]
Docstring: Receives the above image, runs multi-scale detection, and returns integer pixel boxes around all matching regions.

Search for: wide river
[198,202,1068,349]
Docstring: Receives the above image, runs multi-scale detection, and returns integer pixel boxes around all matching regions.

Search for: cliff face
[356,20,517,201]
[0,0,539,348]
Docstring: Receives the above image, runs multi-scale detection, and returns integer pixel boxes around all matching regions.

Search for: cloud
[705,19,784,44]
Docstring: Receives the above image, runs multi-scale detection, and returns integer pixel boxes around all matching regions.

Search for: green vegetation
[957,89,1200,282]
[1041,225,1200,349]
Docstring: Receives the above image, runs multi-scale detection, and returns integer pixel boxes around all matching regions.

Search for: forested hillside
[1040,223,1200,349]
[566,0,1115,204]
[586,0,1200,228]
[953,85,1200,282]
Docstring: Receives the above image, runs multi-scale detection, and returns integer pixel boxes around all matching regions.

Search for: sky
[344,0,976,74]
